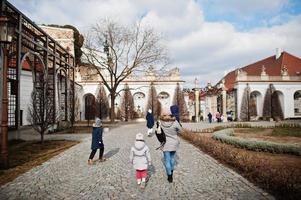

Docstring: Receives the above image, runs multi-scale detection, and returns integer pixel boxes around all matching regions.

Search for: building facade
[203,50,301,121]
[75,65,187,120]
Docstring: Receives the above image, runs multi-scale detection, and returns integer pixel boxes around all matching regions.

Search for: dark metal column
[0,44,9,168]
[45,36,49,74]
[72,58,75,126]
[53,43,56,126]
[16,14,22,137]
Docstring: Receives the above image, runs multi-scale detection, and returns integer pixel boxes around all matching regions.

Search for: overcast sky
[10,0,301,88]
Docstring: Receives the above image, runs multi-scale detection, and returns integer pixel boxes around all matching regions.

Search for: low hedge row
[212,129,301,156]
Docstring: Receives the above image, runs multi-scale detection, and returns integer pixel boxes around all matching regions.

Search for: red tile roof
[221,51,301,90]
[9,58,43,71]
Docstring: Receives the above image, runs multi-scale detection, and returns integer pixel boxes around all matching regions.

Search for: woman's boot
[167,174,173,183]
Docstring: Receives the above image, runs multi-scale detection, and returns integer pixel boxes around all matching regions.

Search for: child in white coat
[130,133,151,189]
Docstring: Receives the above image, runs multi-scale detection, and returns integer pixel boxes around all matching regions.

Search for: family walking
[88,106,182,189]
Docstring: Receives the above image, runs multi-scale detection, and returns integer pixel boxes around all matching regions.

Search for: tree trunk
[110,93,116,123]
[40,132,44,144]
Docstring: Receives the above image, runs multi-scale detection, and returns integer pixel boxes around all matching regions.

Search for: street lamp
[0,13,15,169]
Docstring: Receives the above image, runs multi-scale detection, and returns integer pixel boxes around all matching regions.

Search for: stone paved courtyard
[0,123,274,200]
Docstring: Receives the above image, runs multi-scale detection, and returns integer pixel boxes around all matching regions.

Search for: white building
[76,65,186,120]
[203,50,301,121]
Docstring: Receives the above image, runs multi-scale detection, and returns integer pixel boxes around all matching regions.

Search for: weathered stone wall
[40,25,75,56]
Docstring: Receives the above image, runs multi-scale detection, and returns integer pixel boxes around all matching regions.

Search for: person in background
[207,112,212,123]
[88,118,106,165]
[227,111,233,121]
[146,109,154,136]
[216,111,221,123]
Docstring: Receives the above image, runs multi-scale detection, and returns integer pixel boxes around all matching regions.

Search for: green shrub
[276,123,301,128]
[213,129,301,156]
[271,127,301,137]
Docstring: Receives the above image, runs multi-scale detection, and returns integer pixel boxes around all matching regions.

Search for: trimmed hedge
[212,129,301,156]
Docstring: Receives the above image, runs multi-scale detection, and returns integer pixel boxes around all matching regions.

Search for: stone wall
[40,25,75,56]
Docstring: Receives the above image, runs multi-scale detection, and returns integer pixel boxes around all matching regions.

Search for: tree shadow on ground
[104,148,120,159]
[148,164,156,178]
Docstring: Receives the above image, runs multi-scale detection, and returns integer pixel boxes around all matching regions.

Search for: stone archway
[84,94,96,120]
[294,90,301,116]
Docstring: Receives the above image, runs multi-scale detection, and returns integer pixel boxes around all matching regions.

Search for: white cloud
[9,0,301,88]
[140,0,204,38]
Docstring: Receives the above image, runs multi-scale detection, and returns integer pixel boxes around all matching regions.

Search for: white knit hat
[136,133,144,141]
[161,107,172,116]
[93,118,102,127]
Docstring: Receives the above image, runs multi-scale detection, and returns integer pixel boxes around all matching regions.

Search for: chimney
[275,48,282,59]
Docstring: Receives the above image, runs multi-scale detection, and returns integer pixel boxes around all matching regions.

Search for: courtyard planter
[212,129,301,156]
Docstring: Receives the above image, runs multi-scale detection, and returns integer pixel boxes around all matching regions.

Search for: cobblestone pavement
[0,123,274,200]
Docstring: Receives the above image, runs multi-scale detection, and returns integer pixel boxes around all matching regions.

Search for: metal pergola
[0,0,75,168]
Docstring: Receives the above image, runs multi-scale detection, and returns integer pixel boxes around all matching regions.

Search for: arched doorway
[271,90,284,120]
[294,90,301,116]
[158,91,170,108]
[249,91,262,119]
[85,94,96,120]
[20,52,47,126]
[133,92,146,118]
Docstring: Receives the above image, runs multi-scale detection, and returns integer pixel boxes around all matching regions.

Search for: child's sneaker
[140,181,146,189]
[88,159,93,165]
[99,157,107,162]
[137,179,141,185]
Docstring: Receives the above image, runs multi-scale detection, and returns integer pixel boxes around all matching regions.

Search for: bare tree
[240,84,250,121]
[147,82,161,119]
[83,20,168,122]
[27,77,56,143]
[262,85,273,120]
[172,83,188,118]
[249,93,258,118]
[96,85,110,119]
[271,89,284,121]
[120,84,135,121]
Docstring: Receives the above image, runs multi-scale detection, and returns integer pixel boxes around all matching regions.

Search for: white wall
[204,95,218,120]
[236,82,301,120]
[20,71,33,125]
[78,81,183,118]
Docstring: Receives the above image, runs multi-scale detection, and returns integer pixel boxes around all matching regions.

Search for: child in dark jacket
[88,118,106,165]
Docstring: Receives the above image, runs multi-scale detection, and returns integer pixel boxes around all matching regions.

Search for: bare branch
[83,19,168,122]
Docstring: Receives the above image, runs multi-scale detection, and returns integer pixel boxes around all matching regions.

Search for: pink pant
[136,170,147,179]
